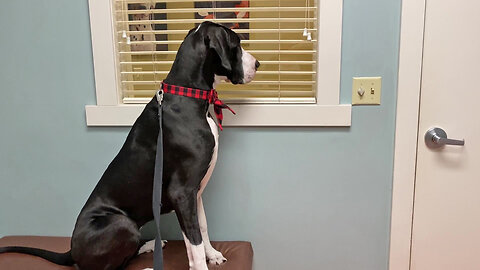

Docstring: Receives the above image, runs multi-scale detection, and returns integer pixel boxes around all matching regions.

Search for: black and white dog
[0,21,259,270]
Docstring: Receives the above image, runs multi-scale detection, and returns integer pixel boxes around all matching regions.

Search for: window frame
[85,0,351,126]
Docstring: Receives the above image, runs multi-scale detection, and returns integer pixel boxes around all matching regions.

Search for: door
[410,1,480,269]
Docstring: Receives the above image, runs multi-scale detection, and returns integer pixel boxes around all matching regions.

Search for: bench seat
[0,236,253,270]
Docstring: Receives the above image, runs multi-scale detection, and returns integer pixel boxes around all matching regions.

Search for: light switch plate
[352,77,382,105]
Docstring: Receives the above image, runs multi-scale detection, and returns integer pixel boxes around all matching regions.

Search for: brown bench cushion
[0,236,253,270]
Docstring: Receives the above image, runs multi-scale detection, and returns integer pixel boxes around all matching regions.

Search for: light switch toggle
[357,87,365,96]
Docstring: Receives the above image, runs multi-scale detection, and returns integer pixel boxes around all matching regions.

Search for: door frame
[389,0,426,270]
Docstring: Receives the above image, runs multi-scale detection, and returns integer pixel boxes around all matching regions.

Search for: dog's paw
[141,268,153,270]
[206,248,227,265]
[138,240,155,254]
[138,240,167,255]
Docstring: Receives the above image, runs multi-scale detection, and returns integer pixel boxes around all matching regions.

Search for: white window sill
[85,104,351,126]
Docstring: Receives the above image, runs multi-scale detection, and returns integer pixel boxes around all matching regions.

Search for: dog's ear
[205,28,234,72]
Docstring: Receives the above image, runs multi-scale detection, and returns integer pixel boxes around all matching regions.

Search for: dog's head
[189,21,260,85]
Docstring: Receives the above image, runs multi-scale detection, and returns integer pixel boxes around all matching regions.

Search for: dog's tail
[0,246,74,266]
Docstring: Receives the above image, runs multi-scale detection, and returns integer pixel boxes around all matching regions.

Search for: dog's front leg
[197,196,227,265]
[172,190,208,270]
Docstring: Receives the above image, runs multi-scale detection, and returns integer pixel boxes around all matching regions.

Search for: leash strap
[153,90,164,270]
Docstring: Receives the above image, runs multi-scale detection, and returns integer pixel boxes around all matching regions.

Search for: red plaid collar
[161,82,235,130]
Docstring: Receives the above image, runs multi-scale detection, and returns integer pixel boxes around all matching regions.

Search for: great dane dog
[0,21,259,270]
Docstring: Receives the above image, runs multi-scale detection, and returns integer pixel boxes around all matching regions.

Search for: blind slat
[118,18,316,25]
[123,97,316,104]
[118,0,310,3]
[121,71,316,75]
[120,39,316,45]
[120,50,316,55]
[119,6,316,14]
[124,90,315,94]
[121,80,316,85]
[118,28,317,35]
[120,60,316,65]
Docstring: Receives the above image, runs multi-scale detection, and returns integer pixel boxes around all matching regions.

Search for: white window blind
[113,0,317,104]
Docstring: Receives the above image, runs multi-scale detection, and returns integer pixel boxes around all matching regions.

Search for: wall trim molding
[389,0,426,269]
[86,104,351,126]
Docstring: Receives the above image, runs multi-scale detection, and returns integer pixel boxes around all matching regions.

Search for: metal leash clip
[156,90,164,105]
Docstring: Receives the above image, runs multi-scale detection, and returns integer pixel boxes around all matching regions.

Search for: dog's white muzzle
[241,48,257,84]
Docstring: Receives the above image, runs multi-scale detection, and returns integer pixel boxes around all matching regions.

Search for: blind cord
[304,0,311,40]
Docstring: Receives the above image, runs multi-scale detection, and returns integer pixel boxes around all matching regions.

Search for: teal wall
[0,1,401,269]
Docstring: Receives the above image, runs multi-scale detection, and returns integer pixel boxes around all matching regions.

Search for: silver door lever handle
[425,127,465,148]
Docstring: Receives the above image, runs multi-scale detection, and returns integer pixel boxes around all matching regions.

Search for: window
[86,0,350,126]
[115,0,317,104]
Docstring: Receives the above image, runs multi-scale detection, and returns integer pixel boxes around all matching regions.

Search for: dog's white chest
[198,113,219,196]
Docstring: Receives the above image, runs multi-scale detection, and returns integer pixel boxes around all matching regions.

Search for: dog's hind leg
[72,210,141,270]
[169,189,208,270]
[197,196,227,265]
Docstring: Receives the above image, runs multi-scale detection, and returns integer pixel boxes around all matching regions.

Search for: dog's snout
[255,60,260,70]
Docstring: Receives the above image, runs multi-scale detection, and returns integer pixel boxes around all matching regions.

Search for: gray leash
[153,90,164,270]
